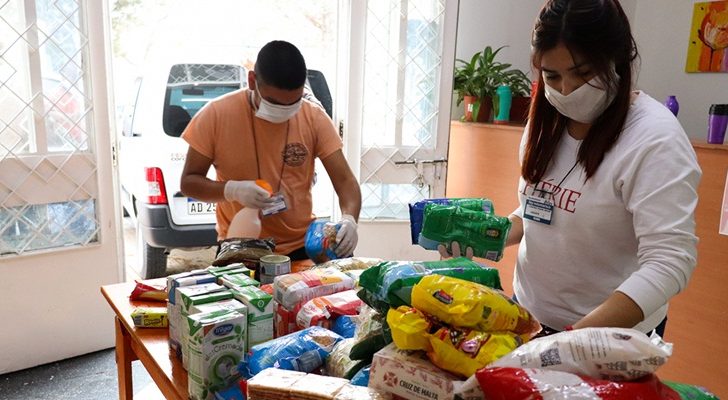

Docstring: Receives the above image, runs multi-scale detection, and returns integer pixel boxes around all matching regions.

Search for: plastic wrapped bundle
[358,258,501,313]
[304,220,340,263]
[238,326,343,378]
[419,203,511,261]
[489,327,673,381]
[408,198,494,244]
[476,367,682,400]
[411,274,541,340]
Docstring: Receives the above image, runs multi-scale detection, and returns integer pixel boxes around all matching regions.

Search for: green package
[420,203,511,261]
[663,381,719,400]
[358,258,501,312]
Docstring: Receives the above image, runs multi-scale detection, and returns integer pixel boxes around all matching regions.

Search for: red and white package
[275,302,299,338]
[129,280,167,302]
[296,289,362,329]
[489,327,672,381]
[475,367,680,400]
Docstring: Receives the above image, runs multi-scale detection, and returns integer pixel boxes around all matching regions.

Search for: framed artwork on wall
[685,1,728,73]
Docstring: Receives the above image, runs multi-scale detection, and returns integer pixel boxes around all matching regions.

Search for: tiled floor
[0,349,154,400]
[0,217,215,399]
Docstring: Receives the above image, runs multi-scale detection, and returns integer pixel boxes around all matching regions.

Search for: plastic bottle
[226,180,272,239]
[707,104,728,145]
[227,207,261,238]
[664,95,679,116]
[493,85,512,124]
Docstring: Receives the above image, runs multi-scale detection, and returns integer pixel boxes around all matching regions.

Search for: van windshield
[163,64,244,137]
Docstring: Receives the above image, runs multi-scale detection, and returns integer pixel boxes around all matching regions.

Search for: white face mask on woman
[543,75,618,124]
[253,90,302,124]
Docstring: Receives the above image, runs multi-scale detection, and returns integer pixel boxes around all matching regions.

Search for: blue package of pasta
[304,220,341,263]
[238,326,343,378]
[331,315,356,339]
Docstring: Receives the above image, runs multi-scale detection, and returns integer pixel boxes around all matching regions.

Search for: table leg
[115,316,134,400]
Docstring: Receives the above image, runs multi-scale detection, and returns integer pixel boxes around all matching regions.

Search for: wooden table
[101,279,187,400]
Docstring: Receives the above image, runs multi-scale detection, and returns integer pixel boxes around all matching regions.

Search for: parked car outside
[118,61,247,278]
[118,60,334,278]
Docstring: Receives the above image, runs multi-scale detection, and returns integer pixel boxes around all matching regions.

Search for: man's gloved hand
[334,214,358,257]
[223,180,273,209]
[437,241,474,260]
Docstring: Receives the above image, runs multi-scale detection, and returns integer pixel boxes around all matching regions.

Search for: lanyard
[532,160,579,199]
[249,91,290,193]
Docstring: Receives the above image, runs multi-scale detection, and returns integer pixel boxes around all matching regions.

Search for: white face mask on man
[543,75,618,124]
[253,90,302,124]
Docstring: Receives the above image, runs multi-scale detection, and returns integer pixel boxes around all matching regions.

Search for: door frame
[0,0,124,374]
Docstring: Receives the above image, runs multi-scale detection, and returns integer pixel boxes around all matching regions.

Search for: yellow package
[411,275,540,339]
[130,307,168,328]
[427,326,522,378]
[386,306,433,351]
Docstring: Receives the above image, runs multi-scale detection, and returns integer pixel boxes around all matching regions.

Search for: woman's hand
[437,241,474,259]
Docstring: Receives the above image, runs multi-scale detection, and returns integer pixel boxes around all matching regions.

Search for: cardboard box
[231,286,274,348]
[369,343,464,400]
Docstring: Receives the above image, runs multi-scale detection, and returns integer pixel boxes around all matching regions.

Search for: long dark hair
[523,0,638,183]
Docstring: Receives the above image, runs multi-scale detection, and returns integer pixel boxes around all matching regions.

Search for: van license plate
[187,200,216,215]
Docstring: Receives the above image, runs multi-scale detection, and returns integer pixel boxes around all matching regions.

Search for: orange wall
[446,122,728,398]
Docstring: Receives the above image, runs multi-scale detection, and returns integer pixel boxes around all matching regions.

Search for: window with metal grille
[0,0,99,256]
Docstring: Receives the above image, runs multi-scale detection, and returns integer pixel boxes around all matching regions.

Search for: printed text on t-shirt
[522,180,582,213]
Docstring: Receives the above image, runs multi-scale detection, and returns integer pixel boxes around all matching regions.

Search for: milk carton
[187,310,246,400]
[167,270,216,304]
[206,263,253,280]
[231,286,274,348]
[179,287,233,367]
[190,298,247,317]
[167,271,217,351]
[169,281,222,354]
[219,273,259,290]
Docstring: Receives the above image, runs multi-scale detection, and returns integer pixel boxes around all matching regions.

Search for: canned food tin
[259,254,291,276]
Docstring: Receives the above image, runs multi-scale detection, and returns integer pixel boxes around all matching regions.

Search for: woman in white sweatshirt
[443,0,701,337]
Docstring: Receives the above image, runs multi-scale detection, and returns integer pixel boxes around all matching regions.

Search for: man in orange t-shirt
[180,40,361,260]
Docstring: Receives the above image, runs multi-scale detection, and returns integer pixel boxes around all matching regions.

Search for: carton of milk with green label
[178,286,233,367]
[219,273,259,290]
[170,283,225,354]
[232,286,274,348]
[187,309,246,400]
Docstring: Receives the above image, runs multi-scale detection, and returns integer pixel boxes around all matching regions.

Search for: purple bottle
[664,95,679,116]
[707,104,728,145]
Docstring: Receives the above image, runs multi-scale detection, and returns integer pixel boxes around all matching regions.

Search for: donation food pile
[125,198,719,400]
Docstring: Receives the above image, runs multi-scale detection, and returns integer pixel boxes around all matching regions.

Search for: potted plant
[502,68,532,124]
[453,46,511,122]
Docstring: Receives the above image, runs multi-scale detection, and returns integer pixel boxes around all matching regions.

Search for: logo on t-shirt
[282,142,308,167]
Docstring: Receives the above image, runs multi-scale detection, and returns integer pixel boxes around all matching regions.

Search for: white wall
[632,0,727,139]
[453,0,725,140]
[451,0,542,120]
[356,222,441,261]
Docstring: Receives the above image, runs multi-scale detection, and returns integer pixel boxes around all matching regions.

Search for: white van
[118,62,247,278]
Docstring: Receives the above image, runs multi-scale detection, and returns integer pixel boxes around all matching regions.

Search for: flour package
[489,327,673,381]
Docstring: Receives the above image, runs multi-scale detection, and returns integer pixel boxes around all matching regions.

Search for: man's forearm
[180,175,226,203]
[338,182,361,221]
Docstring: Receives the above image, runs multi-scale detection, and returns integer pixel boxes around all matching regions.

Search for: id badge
[262,193,288,216]
[524,195,554,225]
